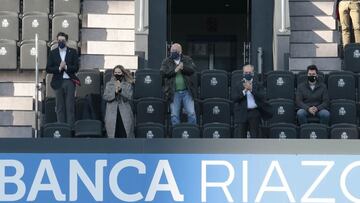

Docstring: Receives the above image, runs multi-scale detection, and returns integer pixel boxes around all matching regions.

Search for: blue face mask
[243,73,253,81]
[58,41,66,49]
[170,52,180,60]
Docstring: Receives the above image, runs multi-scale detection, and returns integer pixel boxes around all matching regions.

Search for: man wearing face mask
[161,43,197,126]
[46,32,79,126]
[296,65,330,125]
[232,64,272,138]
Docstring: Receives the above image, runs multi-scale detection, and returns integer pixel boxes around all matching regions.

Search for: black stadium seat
[20,40,47,70]
[53,0,81,14]
[42,122,72,138]
[76,69,101,98]
[23,0,50,14]
[269,123,298,139]
[22,12,49,41]
[172,123,200,138]
[266,71,295,100]
[203,123,231,138]
[0,11,19,41]
[330,99,357,125]
[134,69,163,99]
[135,97,166,125]
[299,123,328,139]
[327,71,355,101]
[268,99,295,124]
[0,40,17,70]
[202,98,231,125]
[136,123,165,138]
[74,119,103,138]
[200,69,229,99]
[330,124,359,139]
[0,0,20,13]
[44,98,57,124]
[52,13,79,41]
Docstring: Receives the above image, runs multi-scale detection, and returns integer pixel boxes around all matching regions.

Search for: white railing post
[137,0,144,32]
[34,34,39,138]
[279,0,288,33]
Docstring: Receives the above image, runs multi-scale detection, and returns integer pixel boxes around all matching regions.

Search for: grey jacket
[296,81,329,111]
[103,78,135,138]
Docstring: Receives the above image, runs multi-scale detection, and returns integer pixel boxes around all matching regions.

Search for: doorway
[167,0,251,72]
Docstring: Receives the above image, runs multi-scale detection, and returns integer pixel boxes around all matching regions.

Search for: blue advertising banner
[1,153,360,203]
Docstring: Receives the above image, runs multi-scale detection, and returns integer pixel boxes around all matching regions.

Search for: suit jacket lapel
[64,48,71,63]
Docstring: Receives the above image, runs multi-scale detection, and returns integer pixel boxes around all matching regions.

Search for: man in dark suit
[232,64,272,138]
[46,32,79,126]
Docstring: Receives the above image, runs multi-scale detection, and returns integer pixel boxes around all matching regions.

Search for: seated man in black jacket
[296,65,330,125]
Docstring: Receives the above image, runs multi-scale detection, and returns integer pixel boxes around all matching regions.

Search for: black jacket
[160,55,196,101]
[46,47,79,90]
[296,81,329,111]
[232,79,272,123]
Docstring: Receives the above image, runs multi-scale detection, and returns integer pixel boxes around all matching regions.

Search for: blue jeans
[170,90,197,125]
[297,109,330,125]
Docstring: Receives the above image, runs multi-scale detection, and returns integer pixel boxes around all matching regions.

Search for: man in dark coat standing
[232,64,272,138]
[160,43,197,126]
[46,32,79,126]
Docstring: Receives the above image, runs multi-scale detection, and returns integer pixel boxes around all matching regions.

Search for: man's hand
[60,61,66,70]
[308,106,318,115]
[175,62,183,73]
[243,81,252,92]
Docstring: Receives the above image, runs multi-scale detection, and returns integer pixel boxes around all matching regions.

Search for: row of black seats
[0,12,80,41]
[44,69,360,101]
[42,121,359,139]
[0,0,81,14]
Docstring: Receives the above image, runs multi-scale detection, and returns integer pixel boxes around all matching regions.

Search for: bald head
[170,43,182,54]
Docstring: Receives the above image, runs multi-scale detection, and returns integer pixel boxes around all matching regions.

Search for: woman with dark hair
[103,65,135,138]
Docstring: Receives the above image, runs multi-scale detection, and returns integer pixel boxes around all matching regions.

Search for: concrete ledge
[291,16,336,30]
[80,55,138,69]
[291,31,340,43]
[0,97,33,111]
[290,1,335,16]
[83,1,135,14]
[0,126,33,138]
[289,57,341,71]
[82,14,135,29]
[81,41,135,55]
[81,28,135,41]
[290,43,338,57]
[0,111,36,127]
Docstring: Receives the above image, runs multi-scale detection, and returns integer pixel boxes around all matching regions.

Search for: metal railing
[279,0,288,33]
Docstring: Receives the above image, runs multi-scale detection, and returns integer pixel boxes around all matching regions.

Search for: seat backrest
[136,98,166,124]
[76,70,101,97]
[22,12,49,41]
[327,71,355,100]
[344,43,360,73]
[134,69,162,99]
[20,40,47,70]
[23,0,50,14]
[330,123,359,139]
[74,119,103,137]
[299,123,328,139]
[172,124,200,138]
[51,13,79,41]
[0,39,17,70]
[53,0,80,14]
[202,123,231,138]
[44,98,57,124]
[266,71,295,100]
[330,99,357,125]
[42,122,72,138]
[136,123,165,138]
[268,99,295,124]
[200,69,229,99]
[0,11,19,41]
[269,123,298,139]
[0,0,20,13]
[202,98,231,125]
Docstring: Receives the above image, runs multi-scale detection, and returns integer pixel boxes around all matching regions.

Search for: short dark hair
[307,65,318,74]
[57,32,68,41]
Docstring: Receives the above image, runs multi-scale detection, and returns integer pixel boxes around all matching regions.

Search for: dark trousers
[115,107,127,138]
[55,79,75,126]
[236,109,261,138]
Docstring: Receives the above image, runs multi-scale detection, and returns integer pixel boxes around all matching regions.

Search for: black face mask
[58,41,66,49]
[115,74,123,81]
[308,76,317,83]
[170,52,181,60]
[243,73,253,81]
